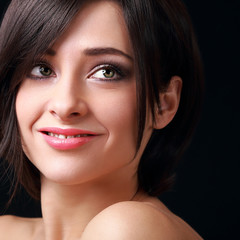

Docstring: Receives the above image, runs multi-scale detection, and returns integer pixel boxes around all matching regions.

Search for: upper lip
[38,127,98,136]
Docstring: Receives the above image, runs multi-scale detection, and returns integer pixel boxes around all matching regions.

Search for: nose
[48,77,88,122]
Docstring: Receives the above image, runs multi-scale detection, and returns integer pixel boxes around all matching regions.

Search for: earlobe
[153,76,182,129]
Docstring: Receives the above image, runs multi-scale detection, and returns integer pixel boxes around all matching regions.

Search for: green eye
[102,68,115,78]
[92,67,117,80]
[29,65,54,79]
[39,66,52,76]
[89,64,126,82]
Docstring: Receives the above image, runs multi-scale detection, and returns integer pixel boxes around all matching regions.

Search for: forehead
[51,0,133,58]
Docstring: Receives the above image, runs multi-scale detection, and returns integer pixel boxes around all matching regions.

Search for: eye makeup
[87,62,131,82]
[26,50,134,84]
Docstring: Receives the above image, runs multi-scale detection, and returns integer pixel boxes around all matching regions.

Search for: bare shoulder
[81,200,203,240]
[0,215,42,240]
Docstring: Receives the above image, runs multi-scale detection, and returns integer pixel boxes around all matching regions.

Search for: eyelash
[28,61,128,82]
[28,62,55,80]
[88,64,126,82]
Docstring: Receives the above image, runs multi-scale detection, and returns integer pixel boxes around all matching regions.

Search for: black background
[0,0,239,239]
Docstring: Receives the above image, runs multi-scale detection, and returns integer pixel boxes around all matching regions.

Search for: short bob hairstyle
[0,0,204,200]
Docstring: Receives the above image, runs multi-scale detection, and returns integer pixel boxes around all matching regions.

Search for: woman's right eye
[29,65,55,79]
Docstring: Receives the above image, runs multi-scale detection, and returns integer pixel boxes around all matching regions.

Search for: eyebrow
[46,47,133,61]
[83,47,133,61]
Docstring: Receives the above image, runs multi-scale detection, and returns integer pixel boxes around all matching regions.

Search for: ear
[153,76,182,129]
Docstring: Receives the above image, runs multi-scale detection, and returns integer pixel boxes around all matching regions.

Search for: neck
[40,171,138,240]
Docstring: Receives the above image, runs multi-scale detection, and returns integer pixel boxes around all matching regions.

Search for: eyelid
[87,64,126,81]
[28,60,56,79]
[32,57,53,70]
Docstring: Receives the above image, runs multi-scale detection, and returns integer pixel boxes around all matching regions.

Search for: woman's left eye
[90,66,122,81]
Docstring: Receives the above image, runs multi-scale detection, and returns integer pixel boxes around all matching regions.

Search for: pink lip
[38,127,98,150]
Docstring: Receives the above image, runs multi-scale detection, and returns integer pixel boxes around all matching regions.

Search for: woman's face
[16,1,153,185]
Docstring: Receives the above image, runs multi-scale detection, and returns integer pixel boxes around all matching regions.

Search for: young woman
[0,0,204,239]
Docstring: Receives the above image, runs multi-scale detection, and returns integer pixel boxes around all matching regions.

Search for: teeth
[47,132,90,139]
[67,136,74,139]
[58,134,66,139]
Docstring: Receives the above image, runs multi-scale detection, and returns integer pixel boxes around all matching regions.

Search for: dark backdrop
[0,0,239,239]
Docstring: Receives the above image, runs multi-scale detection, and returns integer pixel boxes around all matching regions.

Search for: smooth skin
[0,1,203,239]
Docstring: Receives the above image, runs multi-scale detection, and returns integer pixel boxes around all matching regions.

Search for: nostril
[71,112,80,117]
[50,110,57,116]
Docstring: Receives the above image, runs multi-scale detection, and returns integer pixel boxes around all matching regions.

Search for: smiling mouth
[39,127,97,150]
[42,132,94,139]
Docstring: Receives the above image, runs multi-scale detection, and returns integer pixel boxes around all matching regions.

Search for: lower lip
[41,133,95,150]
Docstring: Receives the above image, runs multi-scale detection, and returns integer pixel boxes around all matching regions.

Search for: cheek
[16,86,29,131]
[16,82,46,129]
[15,87,32,151]
[92,86,137,146]
[15,83,44,153]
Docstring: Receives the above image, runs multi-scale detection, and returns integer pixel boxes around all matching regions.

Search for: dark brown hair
[0,0,204,200]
